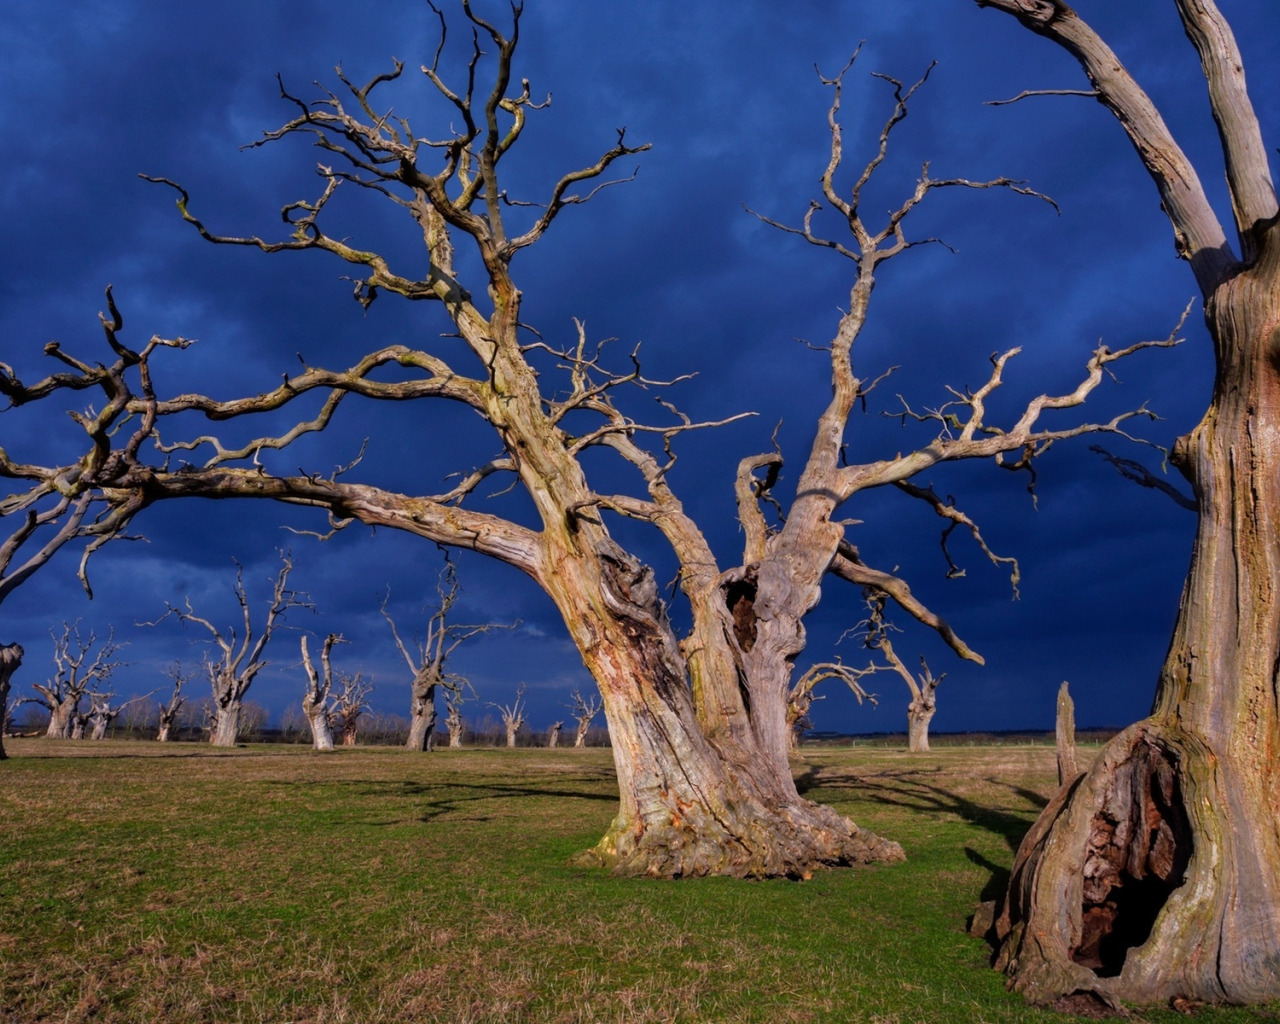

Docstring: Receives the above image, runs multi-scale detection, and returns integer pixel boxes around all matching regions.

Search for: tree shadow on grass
[796,763,1045,851]
[307,777,618,826]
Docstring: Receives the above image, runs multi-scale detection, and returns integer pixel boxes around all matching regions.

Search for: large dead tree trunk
[20,6,1172,877]
[977,0,1280,1007]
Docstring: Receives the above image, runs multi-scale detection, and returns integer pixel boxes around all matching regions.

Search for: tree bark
[45,701,74,739]
[549,541,904,879]
[906,698,936,754]
[304,700,333,750]
[210,696,242,747]
[993,238,1280,1006]
[406,679,437,752]
[446,709,464,748]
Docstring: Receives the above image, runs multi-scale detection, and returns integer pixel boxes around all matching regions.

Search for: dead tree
[970,0,1280,1006]
[147,553,309,746]
[547,720,563,749]
[382,563,513,752]
[87,689,156,740]
[856,597,945,754]
[566,689,603,749]
[1055,680,1077,788]
[444,687,471,749]
[15,7,1171,876]
[787,659,878,749]
[330,671,373,746]
[29,624,122,739]
[299,633,341,750]
[156,663,193,742]
[491,684,527,749]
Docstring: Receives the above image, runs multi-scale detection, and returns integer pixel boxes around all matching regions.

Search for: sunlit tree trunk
[980,1,1280,1004]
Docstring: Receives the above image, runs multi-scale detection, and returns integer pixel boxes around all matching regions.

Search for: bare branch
[986,88,1098,105]
[1090,445,1196,512]
[975,0,1240,290]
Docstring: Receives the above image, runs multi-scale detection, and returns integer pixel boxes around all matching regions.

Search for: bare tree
[299,633,340,750]
[156,663,193,742]
[565,689,603,749]
[382,562,512,752]
[87,689,157,740]
[968,1,1280,1006]
[13,7,1170,876]
[547,720,563,749]
[490,684,527,749]
[330,671,373,746]
[147,553,309,746]
[28,624,122,739]
[444,685,472,749]
[786,659,878,750]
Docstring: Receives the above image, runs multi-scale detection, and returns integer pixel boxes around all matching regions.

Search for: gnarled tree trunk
[993,239,1280,1007]
[210,692,242,747]
[406,688,437,751]
[906,697,936,754]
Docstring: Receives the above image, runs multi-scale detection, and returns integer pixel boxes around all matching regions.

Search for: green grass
[1,741,1276,1023]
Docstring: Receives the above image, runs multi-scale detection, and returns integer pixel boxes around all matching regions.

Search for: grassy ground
[1,741,1276,1024]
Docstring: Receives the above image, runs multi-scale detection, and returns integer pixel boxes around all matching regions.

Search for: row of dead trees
[4,549,938,753]
[0,553,611,751]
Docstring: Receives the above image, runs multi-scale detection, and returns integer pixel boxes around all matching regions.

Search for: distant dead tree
[490,685,527,748]
[444,685,473,748]
[146,552,310,746]
[156,663,193,742]
[566,689,603,748]
[299,633,342,750]
[331,671,373,747]
[846,595,945,753]
[29,623,123,739]
[382,561,515,752]
[87,689,156,740]
[547,720,563,749]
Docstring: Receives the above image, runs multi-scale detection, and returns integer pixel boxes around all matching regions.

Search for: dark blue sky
[3,2,1275,737]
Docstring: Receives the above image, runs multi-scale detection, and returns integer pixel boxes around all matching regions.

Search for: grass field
[1,741,1277,1024]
